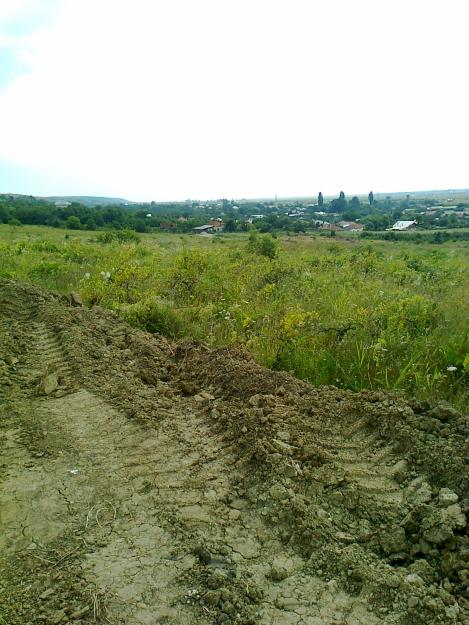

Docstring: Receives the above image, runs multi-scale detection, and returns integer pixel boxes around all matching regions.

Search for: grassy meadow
[1,224,468,408]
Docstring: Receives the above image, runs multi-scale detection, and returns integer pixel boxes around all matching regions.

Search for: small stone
[194,545,212,564]
[40,372,59,395]
[438,488,459,507]
[39,588,54,600]
[390,459,407,483]
[199,390,215,400]
[70,292,83,306]
[405,573,424,587]
[70,606,89,618]
[429,401,460,422]
[408,560,435,583]
[204,590,221,606]
[379,526,407,554]
[249,394,262,407]
[269,565,288,581]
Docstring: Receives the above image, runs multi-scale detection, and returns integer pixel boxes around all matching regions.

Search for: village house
[192,225,215,235]
[337,220,365,231]
[208,219,224,231]
[389,220,417,231]
[319,222,341,231]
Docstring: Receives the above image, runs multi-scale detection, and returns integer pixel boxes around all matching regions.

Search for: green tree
[349,196,360,210]
[224,219,237,232]
[65,215,81,230]
[368,190,374,205]
[318,192,323,207]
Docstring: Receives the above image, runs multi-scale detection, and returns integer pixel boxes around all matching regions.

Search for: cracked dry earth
[0,280,468,625]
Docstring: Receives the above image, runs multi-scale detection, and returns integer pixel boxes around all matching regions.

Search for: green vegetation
[2,190,469,236]
[1,224,468,408]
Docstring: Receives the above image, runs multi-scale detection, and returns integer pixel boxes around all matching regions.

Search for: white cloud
[0,0,468,200]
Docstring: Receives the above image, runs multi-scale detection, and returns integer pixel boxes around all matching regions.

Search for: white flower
[446,365,457,372]
[84,272,90,279]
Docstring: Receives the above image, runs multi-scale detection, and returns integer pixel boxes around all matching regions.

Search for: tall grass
[1,225,468,408]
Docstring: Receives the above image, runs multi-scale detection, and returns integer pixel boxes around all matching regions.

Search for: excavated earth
[0,278,468,625]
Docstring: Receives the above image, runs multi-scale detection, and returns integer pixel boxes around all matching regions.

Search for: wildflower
[446,366,457,372]
[84,272,90,279]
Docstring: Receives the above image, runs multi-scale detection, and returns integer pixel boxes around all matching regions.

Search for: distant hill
[42,196,136,207]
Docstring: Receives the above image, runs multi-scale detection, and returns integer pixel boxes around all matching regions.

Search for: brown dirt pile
[0,279,468,625]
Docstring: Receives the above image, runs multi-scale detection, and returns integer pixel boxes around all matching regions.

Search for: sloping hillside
[0,280,467,625]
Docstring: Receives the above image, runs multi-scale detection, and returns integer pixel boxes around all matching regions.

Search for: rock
[390,459,408,483]
[40,372,59,395]
[379,526,407,554]
[269,484,289,503]
[70,606,89,618]
[269,564,289,581]
[409,399,430,414]
[39,588,54,600]
[423,504,466,544]
[438,488,459,507]
[405,573,424,587]
[199,390,215,400]
[194,545,212,564]
[429,401,460,422]
[408,559,436,583]
[249,394,262,407]
[70,292,83,307]
[405,479,432,506]
[50,609,66,624]
[204,590,220,606]
[180,381,198,396]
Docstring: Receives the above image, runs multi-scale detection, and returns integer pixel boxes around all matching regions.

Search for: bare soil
[0,279,468,625]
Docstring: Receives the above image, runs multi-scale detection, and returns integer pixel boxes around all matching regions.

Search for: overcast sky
[0,0,467,201]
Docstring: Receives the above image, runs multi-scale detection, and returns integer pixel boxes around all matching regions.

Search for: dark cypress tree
[368,190,374,205]
[318,192,323,207]
[339,191,345,200]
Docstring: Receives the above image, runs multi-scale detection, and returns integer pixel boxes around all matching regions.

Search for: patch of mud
[0,279,468,625]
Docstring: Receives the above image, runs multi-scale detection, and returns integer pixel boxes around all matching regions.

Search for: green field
[1,224,468,408]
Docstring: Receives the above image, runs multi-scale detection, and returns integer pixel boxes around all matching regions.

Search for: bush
[97,230,140,244]
[247,231,278,259]
[120,300,184,338]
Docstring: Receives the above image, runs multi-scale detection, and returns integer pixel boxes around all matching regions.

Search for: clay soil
[0,279,468,625]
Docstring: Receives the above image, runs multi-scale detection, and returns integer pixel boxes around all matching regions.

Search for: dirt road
[0,280,467,625]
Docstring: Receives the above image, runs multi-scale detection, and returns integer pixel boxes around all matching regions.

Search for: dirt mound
[0,279,468,625]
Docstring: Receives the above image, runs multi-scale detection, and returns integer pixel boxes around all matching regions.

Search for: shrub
[97,230,140,244]
[120,300,184,338]
[247,231,278,259]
